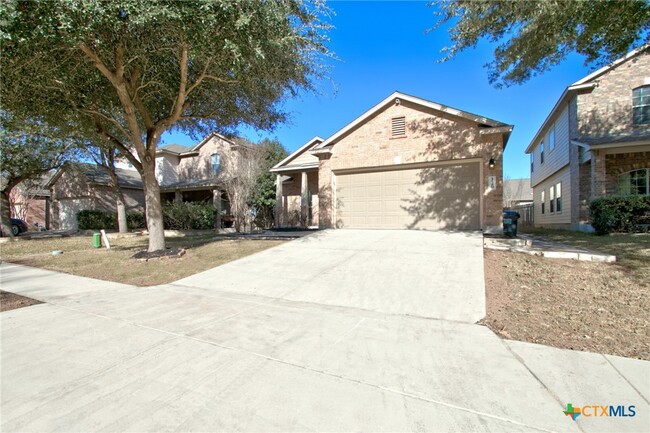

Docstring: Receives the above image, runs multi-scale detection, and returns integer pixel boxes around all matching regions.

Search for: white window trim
[548,125,555,152]
[549,185,555,213]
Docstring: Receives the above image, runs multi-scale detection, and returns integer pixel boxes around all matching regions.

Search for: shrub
[126,212,146,229]
[590,195,650,235]
[162,202,216,230]
[77,210,116,230]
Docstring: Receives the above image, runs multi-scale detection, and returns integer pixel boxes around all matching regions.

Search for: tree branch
[152,36,189,141]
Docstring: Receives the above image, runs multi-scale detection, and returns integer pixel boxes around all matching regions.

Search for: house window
[391,116,406,138]
[211,153,221,175]
[541,190,545,214]
[549,126,555,151]
[540,141,545,164]
[618,169,650,195]
[556,182,562,212]
[530,153,534,173]
[633,85,650,125]
[549,185,555,213]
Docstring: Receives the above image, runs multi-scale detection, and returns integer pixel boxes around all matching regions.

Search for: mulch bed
[1,290,43,312]
[131,247,186,261]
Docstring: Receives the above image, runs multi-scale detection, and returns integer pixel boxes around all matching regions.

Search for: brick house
[525,46,650,230]
[155,133,253,228]
[48,163,145,230]
[47,132,251,230]
[271,92,512,231]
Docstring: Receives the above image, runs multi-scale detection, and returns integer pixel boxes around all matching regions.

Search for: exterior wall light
[489,158,496,169]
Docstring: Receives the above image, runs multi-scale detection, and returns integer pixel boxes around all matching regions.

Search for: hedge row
[162,202,216,230]
[589,195,650,235]
[77,210,147,230]
[77,202,217,231]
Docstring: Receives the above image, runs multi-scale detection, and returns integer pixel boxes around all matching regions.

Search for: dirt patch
[1,290,43,312]
[482,249,650,360]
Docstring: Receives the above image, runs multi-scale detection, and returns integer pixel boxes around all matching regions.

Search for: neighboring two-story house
[45,132,250,230]
[155,133,253,226]
[526,46,650,231]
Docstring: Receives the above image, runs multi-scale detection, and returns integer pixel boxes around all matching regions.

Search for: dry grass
[1,234,285,286]
[521,228,650,280]
[483,236,650,360]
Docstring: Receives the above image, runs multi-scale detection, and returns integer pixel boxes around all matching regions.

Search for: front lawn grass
[520,227,650,281]
[1,234,285,286]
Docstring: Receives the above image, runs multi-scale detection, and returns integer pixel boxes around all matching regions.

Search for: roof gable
[313,91,511,150]
[271,136,324,172]
[525,44,650,153]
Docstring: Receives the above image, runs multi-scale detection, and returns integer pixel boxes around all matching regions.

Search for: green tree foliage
[251,138,289,228]
[0,112,74,237]
[1,0,330,250]
[432,0,650,87]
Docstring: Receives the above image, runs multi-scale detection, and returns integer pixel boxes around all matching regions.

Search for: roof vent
[391,116,406,138]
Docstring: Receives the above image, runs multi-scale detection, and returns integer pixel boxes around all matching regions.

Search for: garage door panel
[336,163,480,230]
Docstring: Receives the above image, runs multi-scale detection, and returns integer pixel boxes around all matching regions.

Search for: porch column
[300,171,309,227]
[212,188,222,229]
[275,174,283,228]
[174,190,182,203]
[318,155,333,228]
[590,150,607,198]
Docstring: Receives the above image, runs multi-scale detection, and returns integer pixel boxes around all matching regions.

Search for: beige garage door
[335,163,480,230]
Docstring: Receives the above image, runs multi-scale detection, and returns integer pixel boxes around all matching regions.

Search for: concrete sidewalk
[1,262,648,432]
[484,234,617,262]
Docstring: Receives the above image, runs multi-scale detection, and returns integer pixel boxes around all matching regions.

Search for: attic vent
[391,116,406,138]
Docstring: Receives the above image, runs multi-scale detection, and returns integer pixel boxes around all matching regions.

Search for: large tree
[1,0,330,251]
[432,0,650,87]
[251,138,288,229]
[0,113,74,237]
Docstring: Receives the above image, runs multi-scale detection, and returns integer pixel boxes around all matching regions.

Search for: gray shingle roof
[159,144,191,154]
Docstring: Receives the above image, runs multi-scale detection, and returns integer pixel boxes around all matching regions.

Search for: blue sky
[162,0,596,180]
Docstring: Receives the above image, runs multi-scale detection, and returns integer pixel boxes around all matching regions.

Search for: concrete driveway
[1,230,648,433]
[174,229,486,323]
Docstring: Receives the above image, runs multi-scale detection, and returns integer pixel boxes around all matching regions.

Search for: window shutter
[391,117,406,137]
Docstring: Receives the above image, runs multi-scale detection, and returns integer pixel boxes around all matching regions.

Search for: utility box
[93,232,102,248]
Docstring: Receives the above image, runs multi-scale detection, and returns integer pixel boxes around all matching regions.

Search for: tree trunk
[0,189,14,239]
[106,170,129,234]
[116,196,128,233]
[140,161,166,252]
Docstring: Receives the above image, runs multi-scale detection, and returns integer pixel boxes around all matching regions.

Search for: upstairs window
[548,126,555,151]
[618,169,649,195]
[540,140,545,164]
[211,153,221,175]
[391,116,406,138]
[633,86,650,125]
[530,153,534,173]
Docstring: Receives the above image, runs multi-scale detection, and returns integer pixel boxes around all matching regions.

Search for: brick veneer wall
[317,100,505,228]
[576,51,650,143]
[604,151,650,194]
